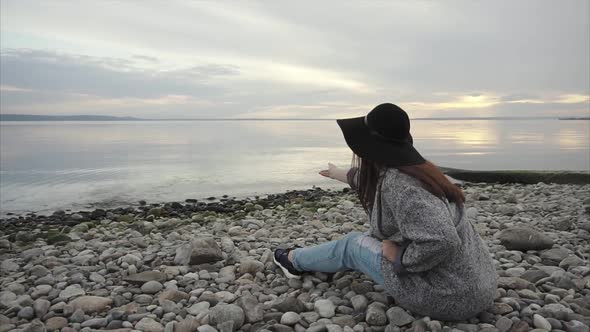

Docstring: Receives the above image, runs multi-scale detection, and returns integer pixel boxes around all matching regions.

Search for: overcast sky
[1,1,589,119]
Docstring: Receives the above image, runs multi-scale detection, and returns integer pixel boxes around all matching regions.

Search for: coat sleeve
[385,185,462,274]
[347,167,359,191]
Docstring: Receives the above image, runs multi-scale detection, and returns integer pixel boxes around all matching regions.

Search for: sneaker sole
[272,254,302,279]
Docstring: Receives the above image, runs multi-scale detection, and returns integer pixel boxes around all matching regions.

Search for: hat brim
[336,116,426,166]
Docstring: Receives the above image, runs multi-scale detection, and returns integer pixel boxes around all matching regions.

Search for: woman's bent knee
[353,234,382,255]
[342,231,363,241]
[341,232,381,255]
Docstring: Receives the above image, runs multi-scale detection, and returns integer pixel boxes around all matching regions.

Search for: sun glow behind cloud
[406,94,499,111]
[400,93,590,118]
[556,94,590,104]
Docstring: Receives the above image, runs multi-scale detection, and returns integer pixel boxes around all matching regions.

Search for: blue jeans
[291,231,385,285]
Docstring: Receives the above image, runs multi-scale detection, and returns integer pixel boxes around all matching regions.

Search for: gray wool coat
[348,167,497,320]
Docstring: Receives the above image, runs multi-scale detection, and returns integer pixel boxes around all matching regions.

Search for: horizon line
[1,114,589,121]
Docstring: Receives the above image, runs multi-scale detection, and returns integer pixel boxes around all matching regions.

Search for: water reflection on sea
[1,119,588,215]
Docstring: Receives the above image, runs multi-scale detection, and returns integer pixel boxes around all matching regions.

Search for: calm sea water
[1,119,588,215]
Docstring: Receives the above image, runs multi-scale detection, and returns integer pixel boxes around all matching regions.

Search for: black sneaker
[273,248,302,279]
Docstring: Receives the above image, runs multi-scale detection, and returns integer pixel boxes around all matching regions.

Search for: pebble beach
[1,182,589,332]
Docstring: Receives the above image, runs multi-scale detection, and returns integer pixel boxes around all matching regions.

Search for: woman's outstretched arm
[319,163,350,184]
[319,163,359,190]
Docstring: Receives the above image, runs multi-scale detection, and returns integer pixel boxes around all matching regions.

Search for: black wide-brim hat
[336,103,426,166]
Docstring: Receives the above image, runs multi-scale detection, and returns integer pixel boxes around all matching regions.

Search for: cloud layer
[1,1,589,118]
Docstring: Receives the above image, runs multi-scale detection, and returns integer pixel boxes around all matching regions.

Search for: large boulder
[495,227,553,251]
[209,304,244,331]
[189,238,223,265]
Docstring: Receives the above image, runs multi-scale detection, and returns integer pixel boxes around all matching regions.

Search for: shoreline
[2,168,589,220]
[0,186,348,221]
[1,181,589,331]
[0,187,346,226]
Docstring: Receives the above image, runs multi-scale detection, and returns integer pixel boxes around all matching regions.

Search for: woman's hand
[318,163,339,179]
[319,163,349,183]
[382,240,400,263]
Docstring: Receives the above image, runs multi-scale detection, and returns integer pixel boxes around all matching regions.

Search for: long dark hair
[352,155,465,212]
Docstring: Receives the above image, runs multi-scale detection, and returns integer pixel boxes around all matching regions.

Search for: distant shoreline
[0,114,143,121]
[2,114,589,121]
[1,168,588,218]
[557,117,590,120]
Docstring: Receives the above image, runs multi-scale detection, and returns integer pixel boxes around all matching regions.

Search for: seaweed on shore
[440,167,590,185]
